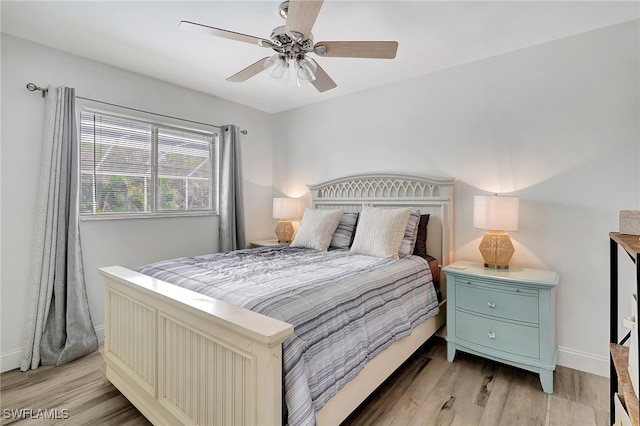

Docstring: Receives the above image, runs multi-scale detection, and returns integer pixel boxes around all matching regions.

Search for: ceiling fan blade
[285,0,323,40]
[314,41,398,59]
[311,62,337,93]
[226,57,270,82]
[179,21,271,47]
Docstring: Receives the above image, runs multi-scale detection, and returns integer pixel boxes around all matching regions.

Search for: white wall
[272,20,640,376]
[0,34,274,371]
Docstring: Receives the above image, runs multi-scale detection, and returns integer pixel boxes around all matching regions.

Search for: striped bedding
[136,245,440,426]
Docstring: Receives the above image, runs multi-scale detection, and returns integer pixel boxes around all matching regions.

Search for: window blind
[80,110,215,216]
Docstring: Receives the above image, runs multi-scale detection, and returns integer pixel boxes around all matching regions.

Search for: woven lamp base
[275,220,294,243]
[479,230,515,269]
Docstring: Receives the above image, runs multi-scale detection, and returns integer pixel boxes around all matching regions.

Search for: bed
[100,173,455,426]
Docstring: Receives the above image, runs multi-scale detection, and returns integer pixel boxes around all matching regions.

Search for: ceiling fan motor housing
[270,26,313,60]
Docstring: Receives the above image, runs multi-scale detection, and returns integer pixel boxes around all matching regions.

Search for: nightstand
[442,261,559,394]
[249,239,285,248]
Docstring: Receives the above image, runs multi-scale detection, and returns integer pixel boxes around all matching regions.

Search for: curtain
[219,125,246,251]
[21,86,98,371]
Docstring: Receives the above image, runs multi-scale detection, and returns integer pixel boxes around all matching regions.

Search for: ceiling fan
[179,0,398,92]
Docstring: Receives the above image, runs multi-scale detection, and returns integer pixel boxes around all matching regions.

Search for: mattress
[137,246,440,426]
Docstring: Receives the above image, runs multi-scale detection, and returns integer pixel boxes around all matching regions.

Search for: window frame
[77,101,220,220]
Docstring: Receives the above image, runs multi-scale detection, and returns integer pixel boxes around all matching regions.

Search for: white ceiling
[2,1,638,113]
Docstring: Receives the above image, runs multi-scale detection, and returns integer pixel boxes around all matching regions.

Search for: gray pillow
[330,212,359,249]
[398,209,421,257]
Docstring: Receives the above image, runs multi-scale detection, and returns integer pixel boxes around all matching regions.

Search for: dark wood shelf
[610,343,639,426]
[610,232,640,426]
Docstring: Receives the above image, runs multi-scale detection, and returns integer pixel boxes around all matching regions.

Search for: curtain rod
[25,82,248,135]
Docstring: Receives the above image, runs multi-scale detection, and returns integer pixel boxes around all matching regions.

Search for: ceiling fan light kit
[296,56,317,81]
[265,54,289,79]
[179,0,398,93]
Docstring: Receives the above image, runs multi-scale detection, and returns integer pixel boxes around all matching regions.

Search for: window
[80,110,217,217]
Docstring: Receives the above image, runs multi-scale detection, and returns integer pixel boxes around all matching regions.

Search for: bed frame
[100,173,455,426]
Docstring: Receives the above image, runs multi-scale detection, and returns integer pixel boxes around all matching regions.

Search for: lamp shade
[473,195,519,231]
[273,197,298,219]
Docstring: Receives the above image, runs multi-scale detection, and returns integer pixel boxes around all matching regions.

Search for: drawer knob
[488,331,496,339]
[487,301,496,308]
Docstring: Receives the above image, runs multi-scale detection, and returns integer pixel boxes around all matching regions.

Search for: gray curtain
[219,125,246,251]
[21,86,98,371]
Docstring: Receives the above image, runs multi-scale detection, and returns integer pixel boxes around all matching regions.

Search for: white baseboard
[557,345,609,378]
[0,325,105,373]
[0,347,24,373]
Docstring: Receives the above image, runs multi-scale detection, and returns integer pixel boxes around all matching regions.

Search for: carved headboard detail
[308,173,456,266]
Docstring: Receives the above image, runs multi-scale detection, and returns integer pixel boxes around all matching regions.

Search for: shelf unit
[610,232,640,426]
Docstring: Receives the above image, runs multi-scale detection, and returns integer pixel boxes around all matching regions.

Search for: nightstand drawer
[456,310,539,359]
[456,280,538,324]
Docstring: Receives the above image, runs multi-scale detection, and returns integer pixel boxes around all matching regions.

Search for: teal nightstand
[442,261,559,393]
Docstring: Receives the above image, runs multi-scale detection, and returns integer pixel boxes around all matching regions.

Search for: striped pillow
[330,212,359,249]
[398,209,421,257]
[350,207,412,259]
[290,208,343,251]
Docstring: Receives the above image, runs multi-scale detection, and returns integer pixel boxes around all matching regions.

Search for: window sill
[80,211,217,221]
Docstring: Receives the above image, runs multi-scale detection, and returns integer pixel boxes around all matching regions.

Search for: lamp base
[483,263,510,270]
[275,220,294,243]
[479,230,514,269]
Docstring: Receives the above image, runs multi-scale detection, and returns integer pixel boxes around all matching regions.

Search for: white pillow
[290,208,343,251]
[350,207,412,259]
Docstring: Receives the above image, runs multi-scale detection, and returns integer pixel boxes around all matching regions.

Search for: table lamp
[273,197,298,243]
[473,195,519,269]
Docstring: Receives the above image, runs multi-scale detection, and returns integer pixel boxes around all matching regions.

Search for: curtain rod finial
[26,83,48,98]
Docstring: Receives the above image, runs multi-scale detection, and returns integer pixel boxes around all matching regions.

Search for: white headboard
[308,173,456,266]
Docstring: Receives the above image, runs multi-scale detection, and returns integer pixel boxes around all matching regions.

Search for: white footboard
[100,266,293,426]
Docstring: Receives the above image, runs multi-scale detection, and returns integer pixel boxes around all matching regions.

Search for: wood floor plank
[411,391,458,425]
[497,370,549,426]
[548,394,598,426]
[552,365,577,403]
[435,354,497,403]
[344,354,433,426]
[573,369,609,413]
[420,335,449,361]
[594,407,610,426]
[1,337,609,426]
[404,353,490,425]
[375,357,451,425]
[0,370,30,392]
[478,365,515,426]
[345,353,441,426]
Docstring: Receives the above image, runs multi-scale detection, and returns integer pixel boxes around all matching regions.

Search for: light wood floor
[1,337,609,425]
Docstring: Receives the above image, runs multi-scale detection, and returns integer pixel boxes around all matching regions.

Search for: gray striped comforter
[137,246,439,426]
